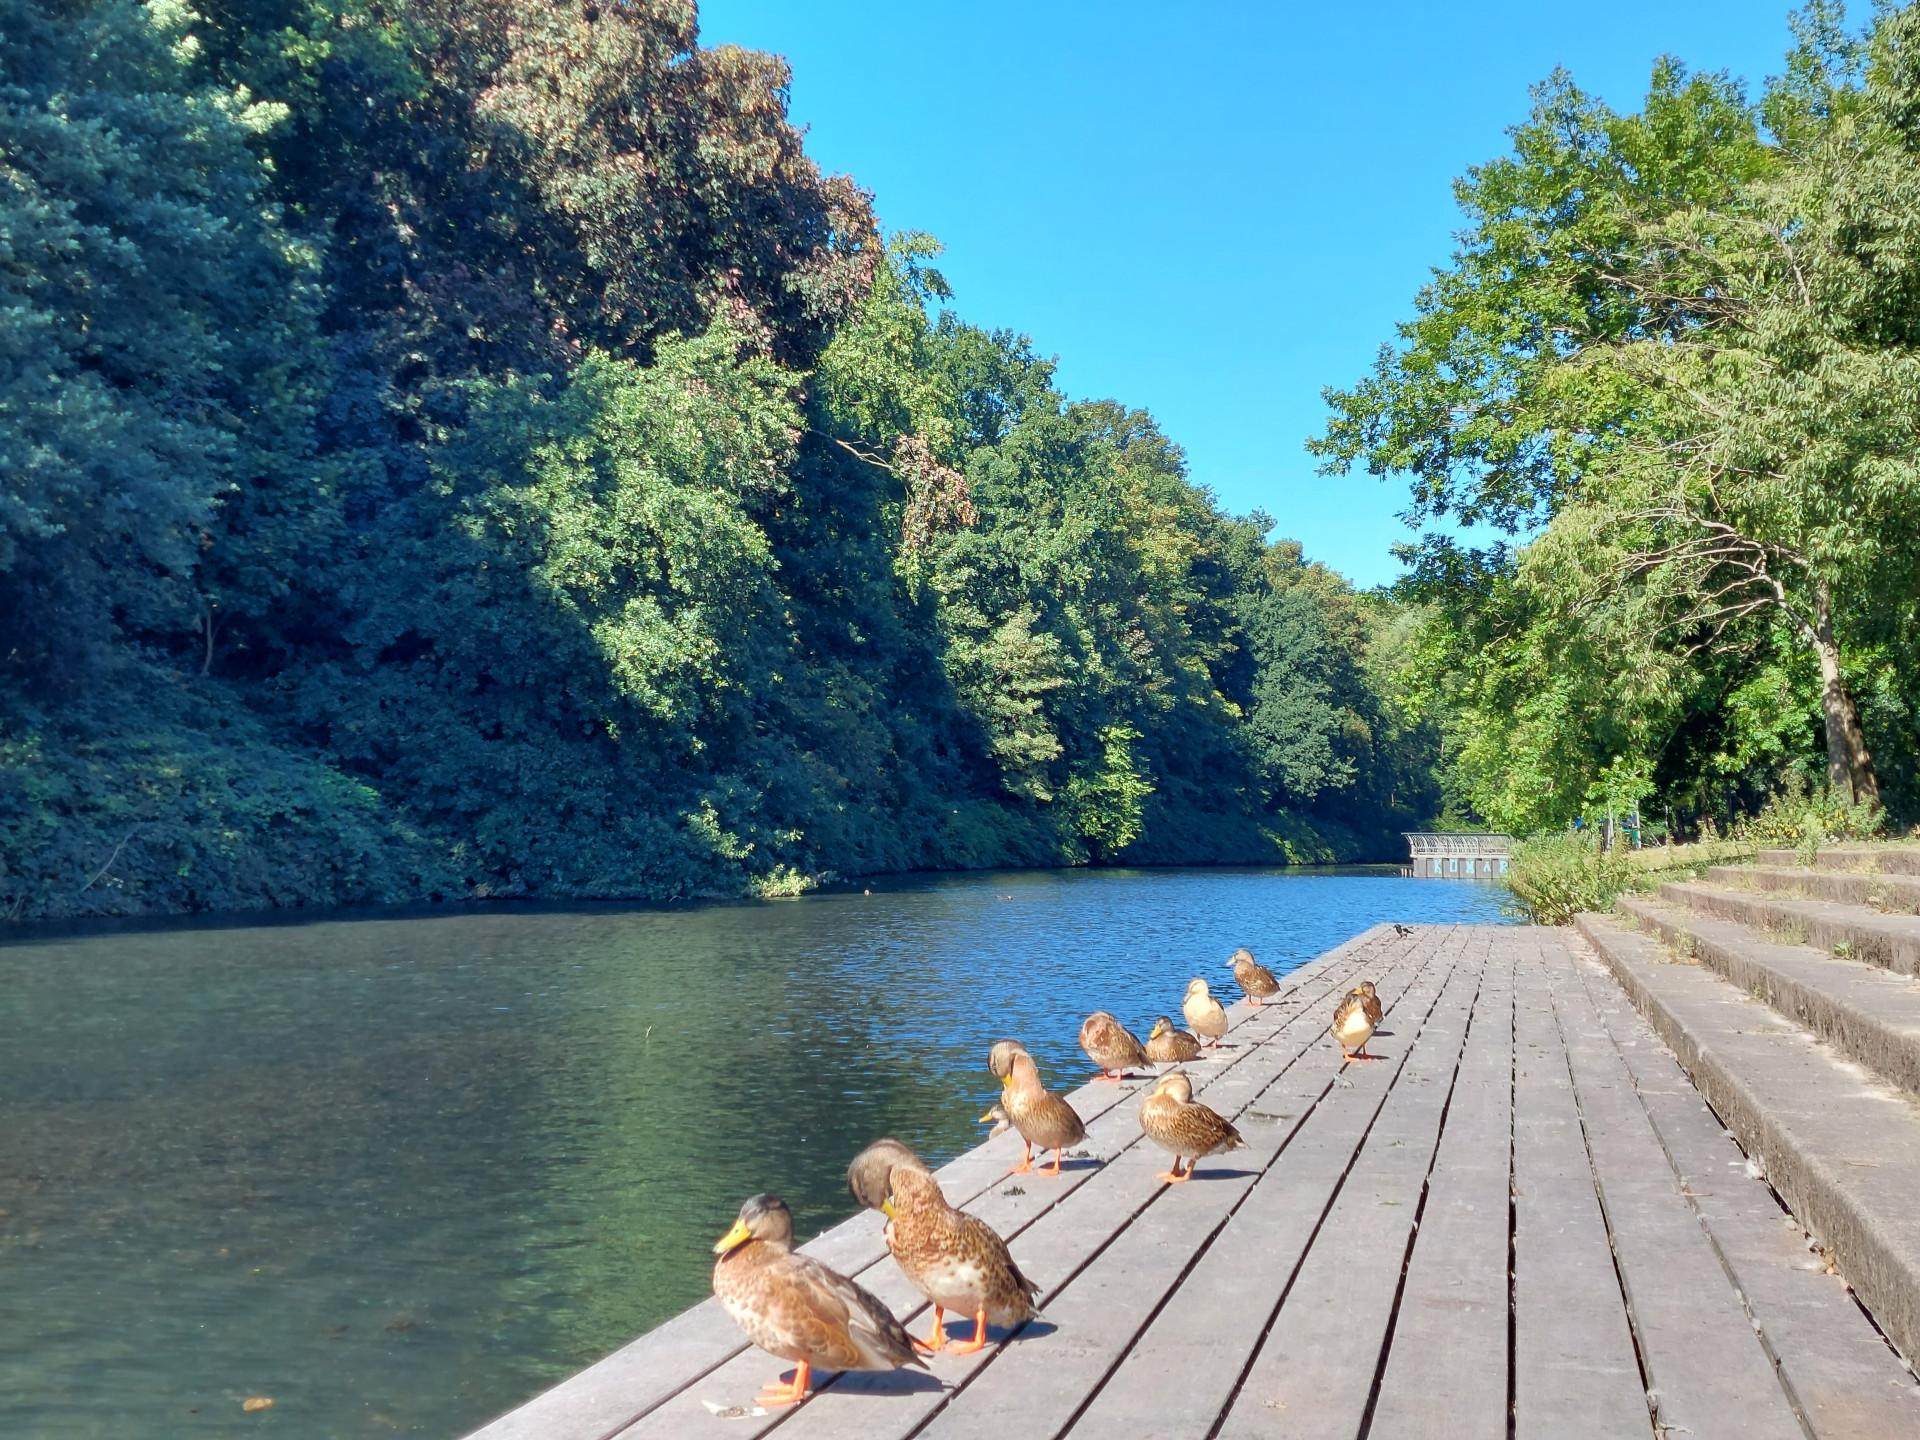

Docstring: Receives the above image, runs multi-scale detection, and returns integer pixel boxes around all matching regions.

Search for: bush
[1505,831,1758,925]
[1733,775,1885,850]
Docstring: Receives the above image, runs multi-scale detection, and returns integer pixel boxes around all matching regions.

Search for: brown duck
[1145,1015,1202,1064]
[988,1040,1087,1176]
[711,1193,925,1407]
[1079,1010,1149,1081]
[1230,948,1281,1007]
[1138,1071,1246,1183]
[1349,979,1383,1025]
[977,1101,1011,1138]
[1182,978,1229,1048]
[1333,989,1380,1060]
[883,1165,1040,1354]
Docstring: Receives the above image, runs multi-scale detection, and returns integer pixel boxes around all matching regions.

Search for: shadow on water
[0,864,1510,1438]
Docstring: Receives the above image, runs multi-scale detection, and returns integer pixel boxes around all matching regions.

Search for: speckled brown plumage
[1138,1071,1245,1183]
[711,1194,924,1406]
[1230,948,1281,1006]
[1333,990,1378,1059]
[988,1042,1086,1175]
[1182,978,1229,1047]
[884,1166,1039,1353]
[1079,1010,1149,1078]
[1145,1015,1202,1063]
[1350,979,1383,1026]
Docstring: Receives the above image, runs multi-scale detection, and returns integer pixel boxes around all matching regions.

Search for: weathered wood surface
[466,924,1920,1440]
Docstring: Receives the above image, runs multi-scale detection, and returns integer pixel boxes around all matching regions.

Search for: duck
[711,1193,925,1407]
[977,1101,1012,1138]
[1229,948,1281,1007]
[1078,1010,1149,1081]
[1182,978,1229,1048]
[987,1040,1087,1176]
[847,1138,930,1252]
[1350,979,1383,1026]
[1333,989,1380,1060]
[1138,1071,1246,1183]
[883,1164,1041,1354]
[1144,1015,1203,1064]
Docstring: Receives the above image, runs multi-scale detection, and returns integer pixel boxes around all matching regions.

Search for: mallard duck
[1229,948,1281,1007]
[883,1165,1040,1354]
[977,1101,1011,1138]
[1138,1071,1246,1183]
[711,1193,925,1407]
[987,1041,1087,1176]
[1182,978,1229,1048]
[1333,990,1380,1060]
[1079,1010,1149,1081]
[1349,979,1383,1026]
[1145,1015,1202,1064]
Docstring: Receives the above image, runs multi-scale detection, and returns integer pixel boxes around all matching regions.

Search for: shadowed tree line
[1320,0,1920,841]
[0,0,1437,922]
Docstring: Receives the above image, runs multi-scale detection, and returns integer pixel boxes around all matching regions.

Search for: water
[0,865,1510,1438]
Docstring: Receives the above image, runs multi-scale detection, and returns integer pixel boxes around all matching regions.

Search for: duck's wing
[781,1254,926,1371]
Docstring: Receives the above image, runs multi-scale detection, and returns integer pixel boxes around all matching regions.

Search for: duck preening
[1333,987,1381,1060]
[711,1193,926,1408]
[1079,1010,1149,1081]
[883,1165,1040,1354]
[1138,1071,1246,1184]
[988,1040,1087,1176]
[1229,947,1280,1007]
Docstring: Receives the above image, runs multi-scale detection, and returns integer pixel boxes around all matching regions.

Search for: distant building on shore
[1404,832,1514,878]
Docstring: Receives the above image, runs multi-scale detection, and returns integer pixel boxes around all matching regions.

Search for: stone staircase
[1575,845,1920,1367]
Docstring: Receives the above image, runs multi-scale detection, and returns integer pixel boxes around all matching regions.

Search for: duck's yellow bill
[711,1219,753,1256]
[880,1198,895,1219]
[977,1108,998,1123]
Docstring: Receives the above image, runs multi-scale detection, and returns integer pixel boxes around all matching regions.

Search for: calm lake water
[0,865,1511,1439]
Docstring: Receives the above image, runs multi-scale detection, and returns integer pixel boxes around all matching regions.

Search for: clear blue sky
[699,1,1804,588]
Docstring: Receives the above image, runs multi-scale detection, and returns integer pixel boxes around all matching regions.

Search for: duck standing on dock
[1182,978,1229,1048]
[1145,1015,1202,1064]
[1229,948,1281,1007]
[979,1101,1011,1138]
[1138,1071,1246,1183]
[1333,987,1381,1060]
[883,1165,1041,1354]
[987,1040,1087,1176]
[1078,1010,1149,1081]
[847,1139,929,1248]
[711,1193,925,1407]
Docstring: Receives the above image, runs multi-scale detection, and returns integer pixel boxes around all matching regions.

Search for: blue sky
[699,1,1804,588]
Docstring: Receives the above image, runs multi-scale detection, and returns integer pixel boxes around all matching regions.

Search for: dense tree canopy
[1319,0,1920,840]
[1,0,1436,921]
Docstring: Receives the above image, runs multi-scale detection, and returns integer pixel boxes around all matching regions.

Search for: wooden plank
[1213,928,1488,1439]
[1568,947,1920,1440]
[1366,926,1517,1436]
[610,930,1436,1439]
[1052,929,1480,1440]
[1545,934,1806,1440]
[1511,936,1651,1440]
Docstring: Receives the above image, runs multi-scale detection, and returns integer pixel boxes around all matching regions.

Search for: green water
[0,865,1511,1438]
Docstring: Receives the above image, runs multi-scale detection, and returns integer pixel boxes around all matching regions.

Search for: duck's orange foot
[915,1308,947,1353]
[1091,1071,1123,1083]
[753,1365,812,1408]
[948,1312,990,1355]
[1006,1158,1034,1176]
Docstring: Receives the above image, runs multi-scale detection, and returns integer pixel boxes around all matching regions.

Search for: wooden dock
[465,923,1920,1440]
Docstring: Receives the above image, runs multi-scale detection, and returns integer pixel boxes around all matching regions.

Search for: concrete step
[1617,893,1920,1098]
[1574,910,1920,1367]
[1658,880,1920,978]
[1758,846,1920,877]
[1706,863,1920,914]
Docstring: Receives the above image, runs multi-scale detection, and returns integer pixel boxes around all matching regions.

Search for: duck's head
[1229,947,1254,966]
[977,1101,1011,1135]
[1148,1016,1174,1039]
[988,1039,1028,1084]
[1185,978,1211,998]
[1353,980,1378,999]
[713,1193,793,1256]
[847,1138,926,1212]
[1151,1071,1195,1102]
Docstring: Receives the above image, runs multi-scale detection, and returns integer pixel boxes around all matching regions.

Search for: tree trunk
[1812,582,1880,808]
